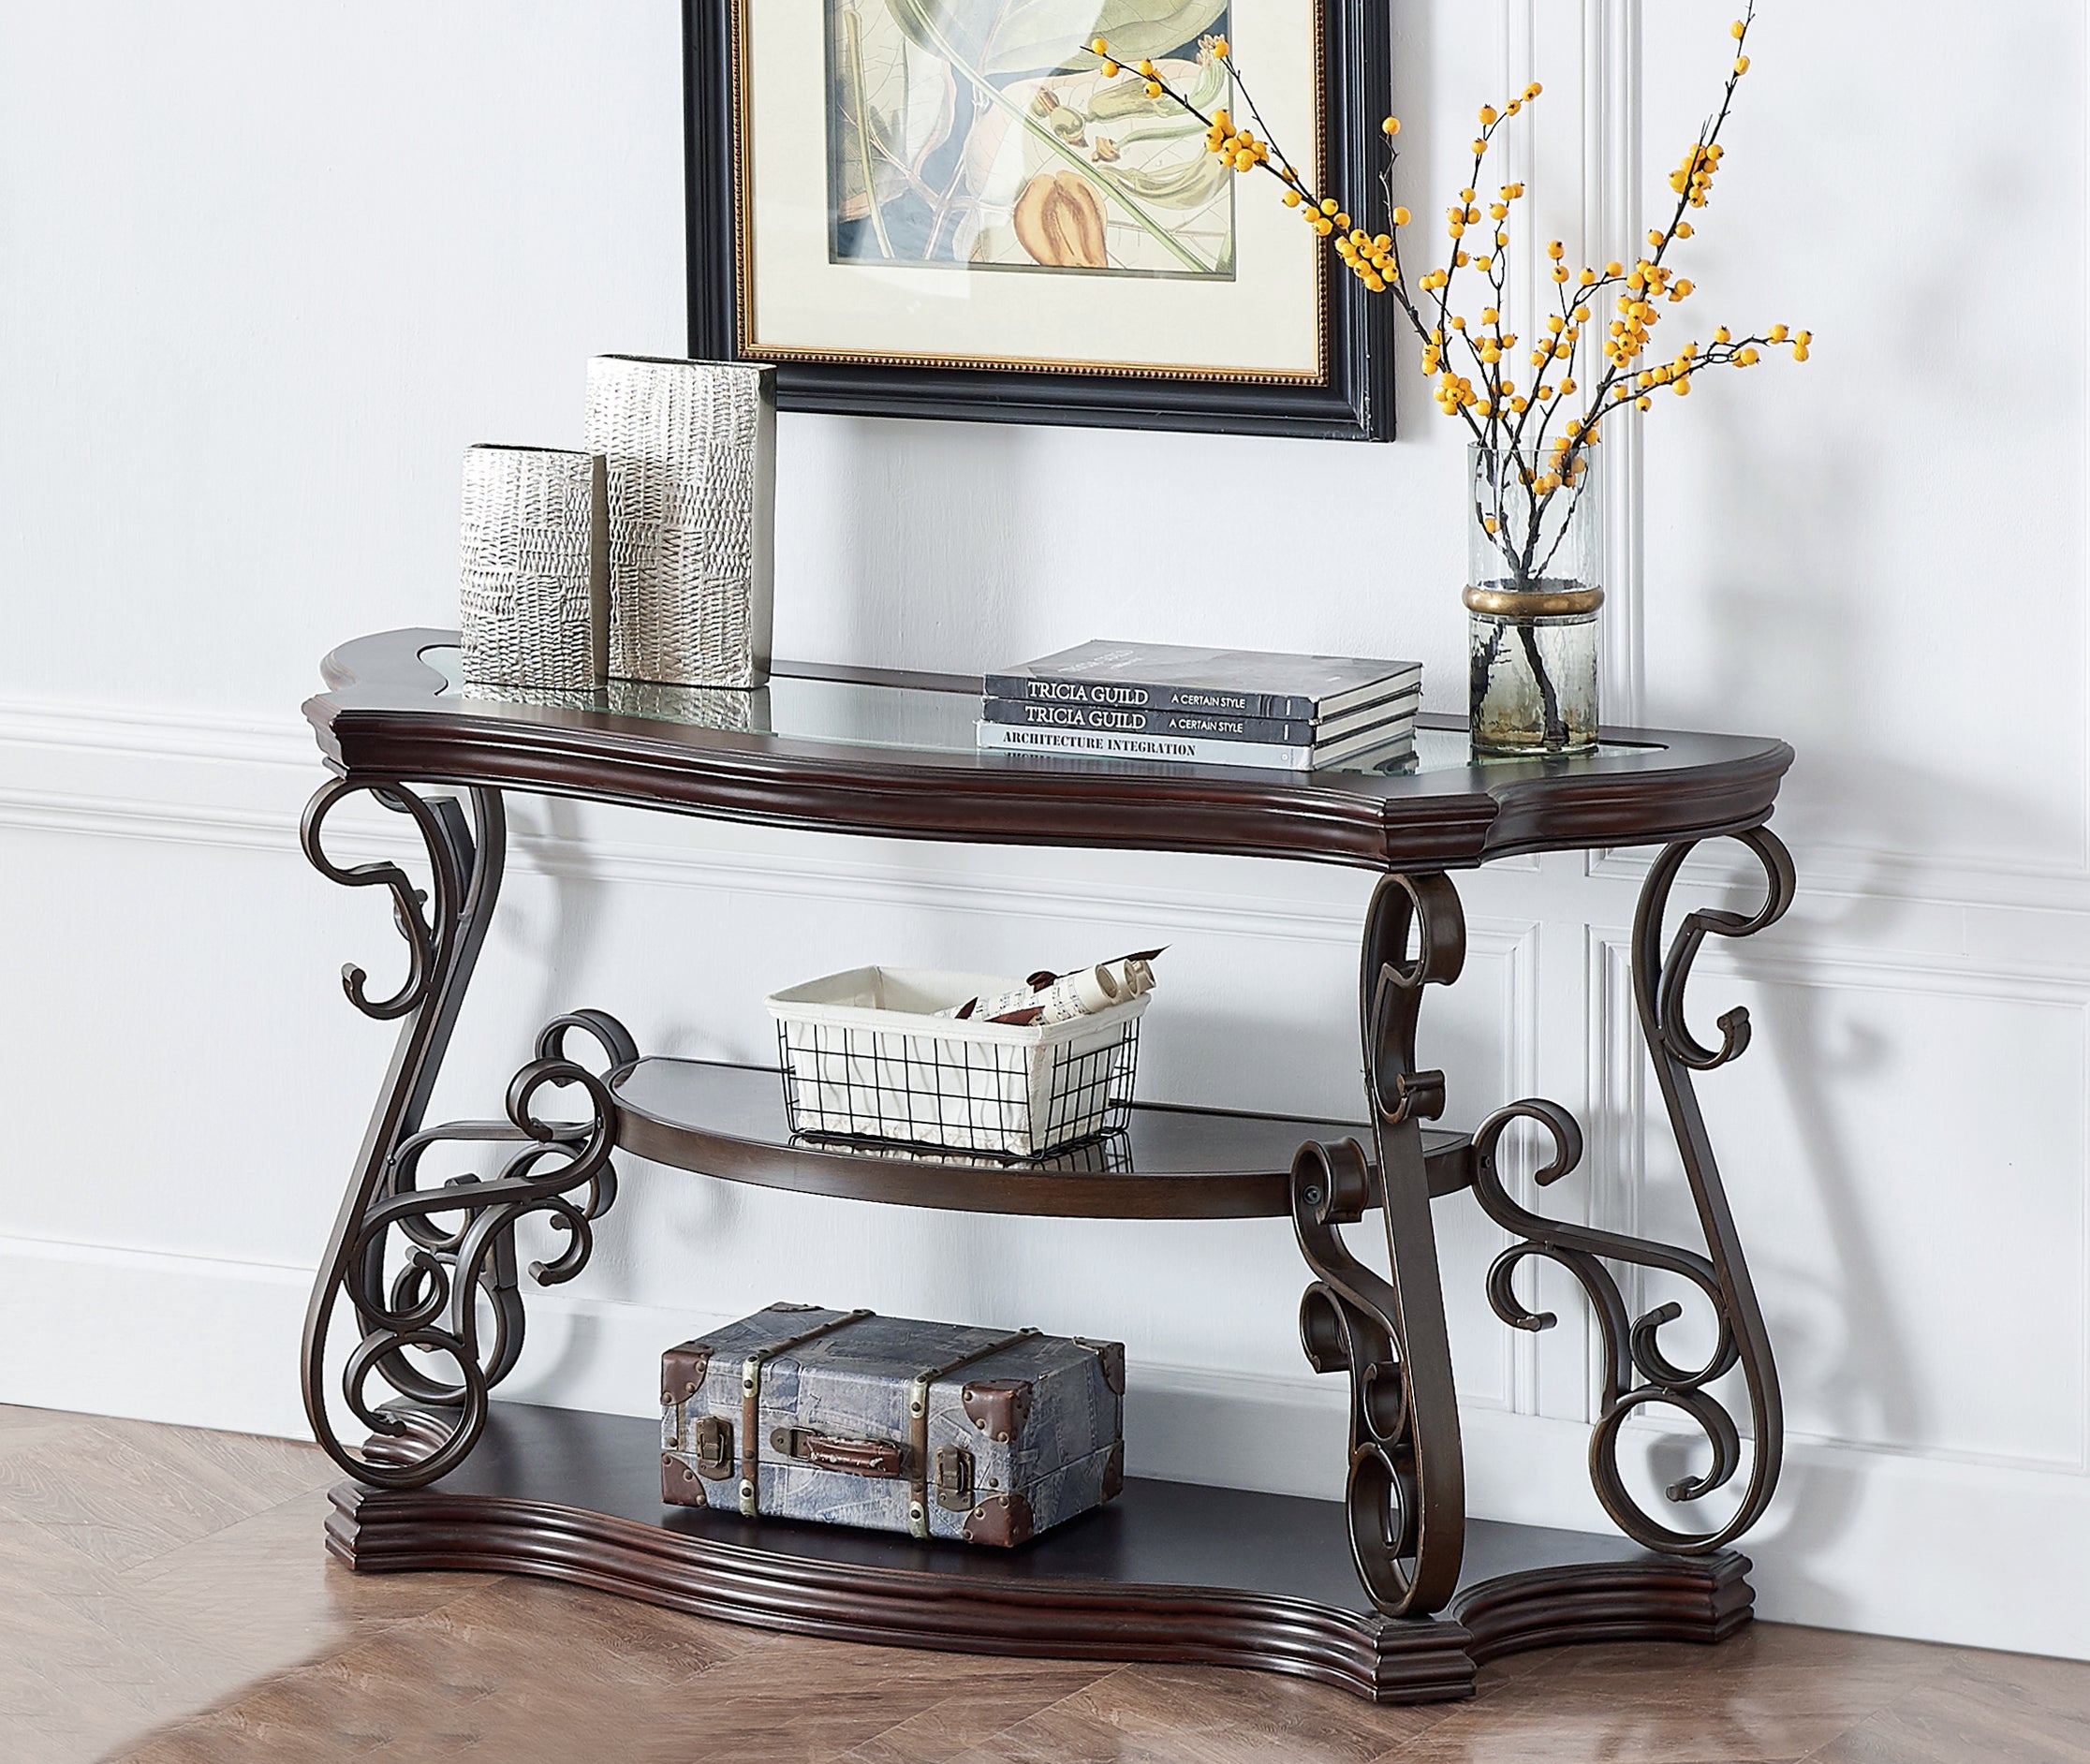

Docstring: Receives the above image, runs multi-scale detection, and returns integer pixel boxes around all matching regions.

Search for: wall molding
[19,694,2090,926]
[1591,931,2090,1477]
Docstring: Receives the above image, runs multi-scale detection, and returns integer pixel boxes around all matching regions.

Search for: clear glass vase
[1464,441,1602,757]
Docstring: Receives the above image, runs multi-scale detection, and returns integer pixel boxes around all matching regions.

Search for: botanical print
[827,1,1235,277]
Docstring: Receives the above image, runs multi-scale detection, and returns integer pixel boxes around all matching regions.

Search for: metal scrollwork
[301,779,467,1021]
[1292,872,1467,1618]
[1470,826,1795,1553]
[300,775,637,1489]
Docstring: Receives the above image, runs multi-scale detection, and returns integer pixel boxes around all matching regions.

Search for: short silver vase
[1464,441,1602,757]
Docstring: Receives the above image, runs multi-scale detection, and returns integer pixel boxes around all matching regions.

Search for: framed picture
[684,1,1395,440]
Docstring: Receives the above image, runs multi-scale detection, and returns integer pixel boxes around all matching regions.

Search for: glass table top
[424,646,1659,777]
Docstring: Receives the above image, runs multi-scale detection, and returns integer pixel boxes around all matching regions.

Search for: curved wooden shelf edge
[329,1409,1755,1708]
[328,1477,1463,1702]
[606,1061,1476,1220]
[304,630,1794,871]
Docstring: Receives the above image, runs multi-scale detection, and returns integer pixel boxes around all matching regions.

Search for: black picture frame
[683,0,1395,441]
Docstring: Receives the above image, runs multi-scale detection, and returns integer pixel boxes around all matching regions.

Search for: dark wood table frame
[300,630,1795,1702]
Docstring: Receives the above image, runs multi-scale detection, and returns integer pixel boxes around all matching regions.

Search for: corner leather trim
[962,1378,1035,1445]
[961,1492,1036,1548]
[660,1341,713,1407]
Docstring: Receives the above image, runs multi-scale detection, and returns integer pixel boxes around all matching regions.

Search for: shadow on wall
[1631,847,1919,1630]
[820,416,1042,675]
[1690,418,2072,873]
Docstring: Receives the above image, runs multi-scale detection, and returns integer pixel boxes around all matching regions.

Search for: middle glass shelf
[609,1059,1475,1220]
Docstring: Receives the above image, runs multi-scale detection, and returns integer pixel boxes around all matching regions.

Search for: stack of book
[977,640,1423,772]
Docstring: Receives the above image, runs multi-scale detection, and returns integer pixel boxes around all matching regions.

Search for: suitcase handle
[771,1426,908,1479]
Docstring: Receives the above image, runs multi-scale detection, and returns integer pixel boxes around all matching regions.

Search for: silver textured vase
[585,355,776,689]
[457,445,609,690]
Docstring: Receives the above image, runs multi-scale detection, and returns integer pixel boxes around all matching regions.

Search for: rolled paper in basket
[941,949,1163,1026]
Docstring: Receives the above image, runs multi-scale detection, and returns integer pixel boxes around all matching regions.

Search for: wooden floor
[3,1407,2085,1764]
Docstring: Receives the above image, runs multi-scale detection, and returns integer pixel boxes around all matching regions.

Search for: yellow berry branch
[1083,6,1810,589]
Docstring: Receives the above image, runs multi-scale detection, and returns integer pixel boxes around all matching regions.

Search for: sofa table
[301,629,1795,1704]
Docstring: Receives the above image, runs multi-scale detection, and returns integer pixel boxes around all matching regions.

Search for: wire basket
[769,967,1143,1160]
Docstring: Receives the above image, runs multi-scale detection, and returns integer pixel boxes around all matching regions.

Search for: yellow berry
[1769,324,1788,342]
[1479,105,1498,126]
[1734,55,1750,74]
[1524,82,1542,100]
[1383,116,1402,136]
[1547,240,1565,261]
[1392,207,1411,227]
[1792,345,1810,361]
[1101,60,1119,77]
[1730,19,1746,37]
[1138,59,1155,77]
[1321,198,1339,215]
[1144,80,1162,97]
[1675,221,1694,239]
[1283,189,1303,207]
[1090,36,1109,53]
[1212,37,1229,57]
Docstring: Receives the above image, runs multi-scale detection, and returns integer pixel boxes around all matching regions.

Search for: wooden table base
[329,1404,1753,1704]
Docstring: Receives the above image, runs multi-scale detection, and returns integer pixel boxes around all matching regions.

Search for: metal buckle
[692,1414,733,1478]
[934,1444,975,1510]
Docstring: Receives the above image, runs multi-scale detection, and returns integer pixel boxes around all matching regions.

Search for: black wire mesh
[777,1015,1140,1161]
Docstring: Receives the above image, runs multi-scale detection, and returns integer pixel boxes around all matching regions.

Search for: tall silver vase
[457,445,609,690]
[585,356,776,689]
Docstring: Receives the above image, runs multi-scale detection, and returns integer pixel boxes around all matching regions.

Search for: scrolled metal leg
[1293,872,1467,1618]
[1467,826,1795,1553]
[301,776,635,1490]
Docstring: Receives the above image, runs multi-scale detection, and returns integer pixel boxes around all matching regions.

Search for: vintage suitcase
[660,1304,1125,1546]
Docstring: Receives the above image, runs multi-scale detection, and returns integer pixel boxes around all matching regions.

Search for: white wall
[3,0,2085,1661]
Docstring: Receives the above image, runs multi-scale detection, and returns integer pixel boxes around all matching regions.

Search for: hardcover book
[985,640,1424,721]
[979,684,1420,746]
[975,719,1417,773]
